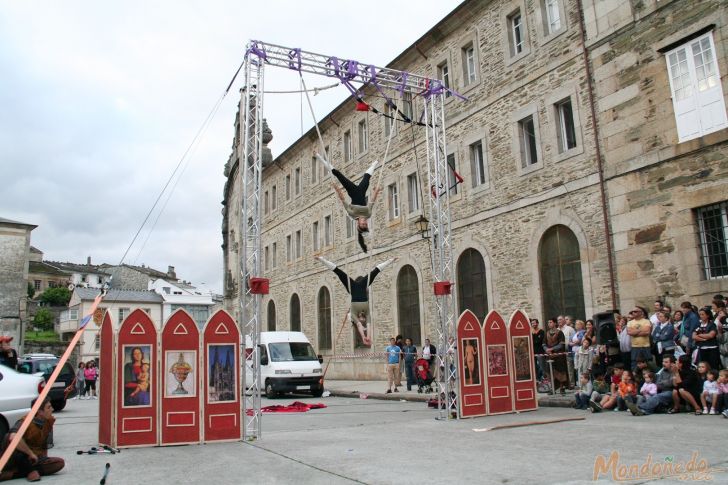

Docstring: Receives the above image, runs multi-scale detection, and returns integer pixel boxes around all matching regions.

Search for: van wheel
[51,399,66,412]
[311,387,324,398]
[265,380,278,399]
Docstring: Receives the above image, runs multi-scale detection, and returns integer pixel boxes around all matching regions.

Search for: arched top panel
[202,309,240,343]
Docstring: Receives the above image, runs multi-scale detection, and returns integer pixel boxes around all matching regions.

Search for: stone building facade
[0,217,36,344]
[222,0,728,379]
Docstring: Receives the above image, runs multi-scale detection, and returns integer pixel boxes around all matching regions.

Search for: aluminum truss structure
[239,40,459,437]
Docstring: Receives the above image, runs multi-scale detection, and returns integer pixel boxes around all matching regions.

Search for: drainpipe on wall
[576,0,619,312]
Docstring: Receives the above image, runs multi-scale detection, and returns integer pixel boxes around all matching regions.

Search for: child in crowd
[637,371,657,406]
[615,370,637,411]
[588,372,610,412]
[574,372,593,410]
[597,364,625,410]
[701,370,719,415]
[633,356,656,390]
[718,370,728,417]
[575,338,594,378]
[697,361,711,382]
[73,361,86,400]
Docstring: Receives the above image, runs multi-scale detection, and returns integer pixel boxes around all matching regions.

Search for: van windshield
[268,342,318,362]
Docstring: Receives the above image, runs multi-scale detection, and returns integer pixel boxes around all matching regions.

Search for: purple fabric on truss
[287,48,301,71]
[398,72,409,97]
[246,42,267,62]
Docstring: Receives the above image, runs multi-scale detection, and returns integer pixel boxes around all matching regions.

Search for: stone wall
[0,220,33,342]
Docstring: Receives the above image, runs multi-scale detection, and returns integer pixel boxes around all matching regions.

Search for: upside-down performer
[315,256,395,346]
[316,155,381,253]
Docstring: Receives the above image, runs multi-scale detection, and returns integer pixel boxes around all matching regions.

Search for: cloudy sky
[0,0,462,293]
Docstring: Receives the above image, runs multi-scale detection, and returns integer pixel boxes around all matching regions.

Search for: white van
[245,332,324,398]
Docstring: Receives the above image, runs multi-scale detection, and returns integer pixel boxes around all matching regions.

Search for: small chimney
[167,265,176,279]
[87,256,91,265]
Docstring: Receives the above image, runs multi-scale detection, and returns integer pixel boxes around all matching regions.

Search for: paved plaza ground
[21,384,728,484]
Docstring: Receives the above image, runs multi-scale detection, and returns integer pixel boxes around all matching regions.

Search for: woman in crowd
[617,316,631,370]
[531,319,545,381]
[74,361,86,400]
[694,307,721,371]
[670,354,702,414]
[652,310,676,363]
[672,310,684,348]
[83,361,98,400]
[543,318,568,394]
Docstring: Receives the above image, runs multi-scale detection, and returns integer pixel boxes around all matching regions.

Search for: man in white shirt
[649,300,663,327]
[559,316,576,387]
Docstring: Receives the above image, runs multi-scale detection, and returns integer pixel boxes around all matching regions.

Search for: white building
[148,278,215,328]
[60,288,163,363]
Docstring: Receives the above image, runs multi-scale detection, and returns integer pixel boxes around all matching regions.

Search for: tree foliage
[27,282,35,299]
[33,308,55,331]
[40,287,71,306]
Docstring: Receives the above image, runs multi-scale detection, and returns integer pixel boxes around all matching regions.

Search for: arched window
[267,300,276,331]
[457,248,488,320]
[397,265,421,344]
[539,225,585,321]
[317,287,332,350]
[290,294,301,332]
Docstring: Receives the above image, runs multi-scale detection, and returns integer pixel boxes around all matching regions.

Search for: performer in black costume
[315,256,395,346]
[316,154,381,253]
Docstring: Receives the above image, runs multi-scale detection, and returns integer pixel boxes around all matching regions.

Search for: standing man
[0,398,65,481]
[628,355,676,416]
[385,338,401,394]
[559,317,575,387]
[401,338,417,391]
[627,306,652,370]
[650,300,663,327]
[0,336,18,369]
[679,301,699,355]
[422,338,436,379]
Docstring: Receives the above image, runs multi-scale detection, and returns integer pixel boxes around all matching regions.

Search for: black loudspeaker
[594,310,619,346]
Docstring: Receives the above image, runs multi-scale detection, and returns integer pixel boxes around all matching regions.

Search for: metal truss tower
[239,40,459,436]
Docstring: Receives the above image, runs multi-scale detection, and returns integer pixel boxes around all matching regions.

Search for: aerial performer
[316,155,381,253]
[315,256,396,346]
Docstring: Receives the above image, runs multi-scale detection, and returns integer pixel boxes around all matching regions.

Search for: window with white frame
[518,115,539,168]
[264,246,270,271]
[447,153,459,195]
[311,156,318,184]
[402,93,413,121]
[345,214,356,239]
[384,103,396,137]
[312,221,320,252]
[272,242,277,268]
[69,309,78,320]
[94,334,101,351]
[543,0,561,34]
[437,61,451,97]
[285,174,291,200]
[343,130,352,163]
[407,173,420,213]
[286,235,292,262]
[696,201,728,279]
[555,97,577,153]
[118,307,130,323]
[271,185,277,211]
[34,280,41,290]
[264,190,269,215]
[462,43,477,86]
[470,141,487,187]
[295,230,302,259]
[324,215,332,247]
[358,119,368,153]
[665,32,728,143]
[388,183,400,220]
[509,10,525,56]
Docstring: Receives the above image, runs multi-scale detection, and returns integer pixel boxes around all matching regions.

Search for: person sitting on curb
[627,355,676,416]
[0,397,65,482]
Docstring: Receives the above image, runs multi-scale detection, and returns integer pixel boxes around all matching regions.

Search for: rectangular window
[518,115,539,167]
[94,334,101,351]
[118,307,130,323]
[437,62,451,98]
[402,93,413,121]
[324,215,332,247]
[69,309,78,320]
[264,190,269,215]
[384,103,395,137]
[271,185,277,211]
[388,183,400,220]
[462,43,477,85]
[272,242,277,268]
[358,119,368,153]
[34,280,41,290]
[555,98,577,152]
[295,230,302,259]
[697,201,728,279]
[407,173,420,213]
[323,146,330,178]
[447,153,459,195]
[343,130,352,163]
[345,214,356,239]
[295,167,301,195]
[509,11,524,56]
[544,0,561,34]
[264,246,270,271]
[285,174,291,200]
[312,222,320,252]
[666,33,728,142]
[311,156,318,184]
[286,235,292,262]
[470,141,487,187]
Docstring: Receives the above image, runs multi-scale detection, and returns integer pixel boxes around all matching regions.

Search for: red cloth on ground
[245,402,327,416]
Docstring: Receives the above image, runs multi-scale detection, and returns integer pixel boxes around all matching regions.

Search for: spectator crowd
[530,296,728,417]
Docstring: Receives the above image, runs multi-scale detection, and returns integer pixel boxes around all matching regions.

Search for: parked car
[16,354,76,412]
[0,363,43,441]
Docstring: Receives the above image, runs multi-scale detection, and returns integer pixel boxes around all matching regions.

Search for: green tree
[27,282,35,299]
[40,287,71,306]
[33,308,55,331]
